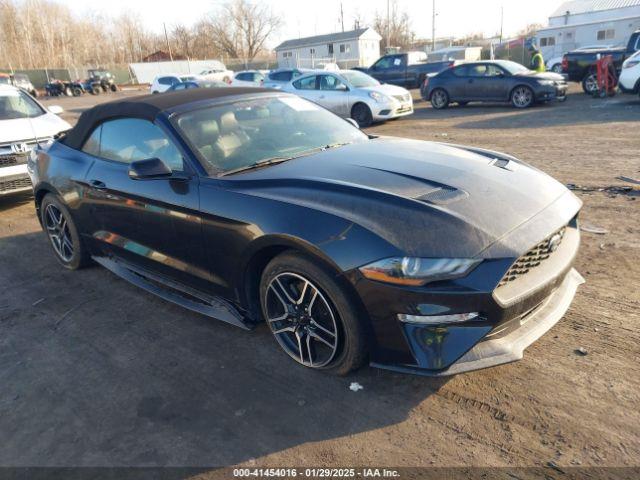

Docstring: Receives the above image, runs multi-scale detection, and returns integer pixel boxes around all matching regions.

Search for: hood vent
[418,187,468,205]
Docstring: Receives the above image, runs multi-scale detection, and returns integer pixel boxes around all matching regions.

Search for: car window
[172,83,187,90]
[90,118,184,171]
[82,125,102,157]
[236,73,250,81]
[452,65,470,77]
[485,65,505,77]
[373,56,394,70]
[319,75,346,91]
[159,77,178,86]
[254,73,265,82]
[270,71,293,82]
[0,88,45,119]
[174,95,368,175]
[468,65,488,77]
[293,75,317,90]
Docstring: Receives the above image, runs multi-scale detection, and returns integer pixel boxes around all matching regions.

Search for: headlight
[369,91,391,103]
[537,80,555,86]
[359,257,481,286]
[623,60,640,69]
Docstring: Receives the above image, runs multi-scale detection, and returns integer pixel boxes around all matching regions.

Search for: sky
[59,0,565,47]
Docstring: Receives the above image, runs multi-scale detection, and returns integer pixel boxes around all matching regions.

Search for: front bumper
[0,164,32,195]
[372,100,414,121]
[535,83,568,102]
[372,268,584,376]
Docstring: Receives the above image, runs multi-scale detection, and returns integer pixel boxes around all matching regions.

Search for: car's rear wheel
[582,72,598,95]
[351,103,373,128]
[41,194,90,270]
[551,64,563,73]
[72,87,83,96]
[511,86,534,108]
[64,86,73,97]
[430,88,449,109]
[260,252,367,375]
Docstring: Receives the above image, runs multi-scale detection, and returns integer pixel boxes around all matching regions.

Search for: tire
[40,194,91,270]
[582,72,598,95]
[551,64,563,73]
[31,89,38,98]
[430,88,449,109]
[110,84,118,92]
[260,252,368,375]
[351,103,373,128]
[91,87,101,95]
[72,87,83,97]
[510,85,534,108]
[64,86,73,97]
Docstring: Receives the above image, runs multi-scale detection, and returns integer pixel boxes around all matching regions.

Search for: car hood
[226,138,579,258]
[514,71,565,81]
[359,83,411,96]
[0,113,71,144]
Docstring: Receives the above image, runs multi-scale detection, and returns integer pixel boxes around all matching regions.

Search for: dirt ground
[0,86,638,472]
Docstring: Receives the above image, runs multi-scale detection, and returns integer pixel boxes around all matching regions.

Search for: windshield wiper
[221,142,352,177]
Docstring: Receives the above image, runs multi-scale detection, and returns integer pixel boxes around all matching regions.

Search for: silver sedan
[281,70,413,127]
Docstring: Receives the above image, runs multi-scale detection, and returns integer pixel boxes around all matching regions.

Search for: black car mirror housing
[128,158,173,180]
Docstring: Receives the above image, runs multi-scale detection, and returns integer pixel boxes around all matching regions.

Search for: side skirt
[92,256,254,331]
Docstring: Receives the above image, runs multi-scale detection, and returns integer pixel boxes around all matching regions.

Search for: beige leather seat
[214,111,250,160]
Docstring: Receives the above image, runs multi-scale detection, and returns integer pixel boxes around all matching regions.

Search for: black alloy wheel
[260,253,367,375]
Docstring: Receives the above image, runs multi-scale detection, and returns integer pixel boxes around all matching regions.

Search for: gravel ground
[0,86,638,471]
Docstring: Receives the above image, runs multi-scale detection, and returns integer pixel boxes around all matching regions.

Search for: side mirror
[49,105,64,115]
[346,118,360,129]
[336,84,348,92]
[129,158,172,180]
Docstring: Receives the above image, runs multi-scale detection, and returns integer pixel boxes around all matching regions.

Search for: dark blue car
[421,60,568,109]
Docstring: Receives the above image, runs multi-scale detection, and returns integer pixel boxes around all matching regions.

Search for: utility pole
[340,2,344,32]
[500,6,504,43]
[386,0,390,52]
[431,0,436,51]
[163,22,173,62]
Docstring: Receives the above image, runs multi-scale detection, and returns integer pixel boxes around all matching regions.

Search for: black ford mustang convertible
[28,88,584,376]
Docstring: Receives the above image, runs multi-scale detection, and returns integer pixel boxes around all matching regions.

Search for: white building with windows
[274,27,382,69]
[535,0,640,59]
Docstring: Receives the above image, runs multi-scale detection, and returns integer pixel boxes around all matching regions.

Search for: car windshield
[174,94,368,176]
[0,77,10,85]
[340,71,380,88]
[497,61,530,74]
[0,88,45,119]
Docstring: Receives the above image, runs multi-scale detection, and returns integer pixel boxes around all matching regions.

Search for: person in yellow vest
[529,44,546,73]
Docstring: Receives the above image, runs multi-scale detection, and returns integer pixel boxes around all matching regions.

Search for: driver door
[80,118,210,291]
[317,74,349,117]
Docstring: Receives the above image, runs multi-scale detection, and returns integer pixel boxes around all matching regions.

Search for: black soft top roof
[63,87,267,150]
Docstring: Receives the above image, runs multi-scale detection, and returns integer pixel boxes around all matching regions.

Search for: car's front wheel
[40,194,90,270]
[430,88,449,109]
[260,252,367,375]
[511,86,534,108]
[351,103,373,128]
[551,64,563,73]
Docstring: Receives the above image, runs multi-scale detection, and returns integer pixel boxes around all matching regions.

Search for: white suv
[619,50,640,97]
[0,85,70,195]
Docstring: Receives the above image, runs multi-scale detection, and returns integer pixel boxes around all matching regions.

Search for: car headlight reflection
[359,257,480,286]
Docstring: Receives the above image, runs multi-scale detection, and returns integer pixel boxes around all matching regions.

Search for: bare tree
[373,0,415,51]
[207,0,282,61]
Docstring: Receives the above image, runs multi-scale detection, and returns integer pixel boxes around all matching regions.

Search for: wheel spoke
[306,334,313,367]
[295,330,304,364]
[308,329,334,348]
[296,280,309,305]
[272,325,296,335]
[310,319,336,338]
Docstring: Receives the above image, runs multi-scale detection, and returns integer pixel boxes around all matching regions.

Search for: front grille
[498,227,566,288]
[393,94,411,103]
[0,153,28,167]
[0,177,32,193]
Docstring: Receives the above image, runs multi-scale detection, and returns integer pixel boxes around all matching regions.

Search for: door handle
[89,179,107,189]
